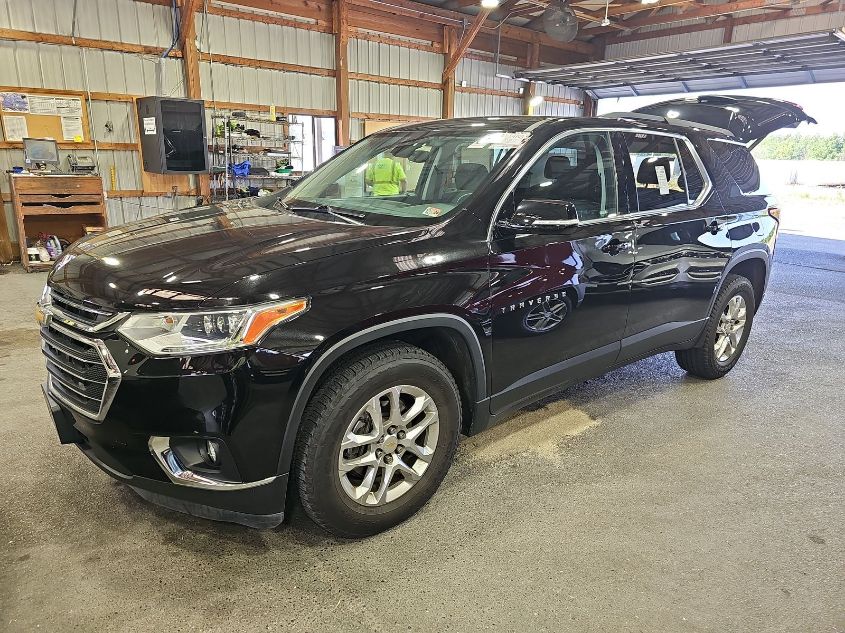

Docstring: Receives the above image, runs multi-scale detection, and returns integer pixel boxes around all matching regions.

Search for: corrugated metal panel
[733,12,845,42]
[349,80,441,118]
[107,195,197,225]
[606,25,725,58]
[606,10,845,58]
[456,57,523,93]
[200,61,336,111]
[455,92,522,117]
[349,118,364,142]
[197,12,334,69]
[0,41,184,95]
[0,0,174,47]
[349,39,442,83]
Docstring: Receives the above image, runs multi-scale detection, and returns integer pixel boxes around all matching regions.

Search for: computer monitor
[23,138,60,166]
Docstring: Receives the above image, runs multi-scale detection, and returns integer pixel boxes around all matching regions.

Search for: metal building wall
[348,38,443,119]
[606,10,845,58]
[535,83,585,118]
[0,0,189,245]
[454,57,523,117]
[197,12,335,70]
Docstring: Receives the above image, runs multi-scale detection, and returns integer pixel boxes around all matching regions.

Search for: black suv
[38,96,813,538]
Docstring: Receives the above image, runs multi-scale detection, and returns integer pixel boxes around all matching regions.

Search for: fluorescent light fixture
[480,0,500,7]
[529,95,545,107]
[641,0,659,4]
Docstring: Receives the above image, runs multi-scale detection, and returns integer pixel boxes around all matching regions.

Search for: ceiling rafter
[584,0,809,36]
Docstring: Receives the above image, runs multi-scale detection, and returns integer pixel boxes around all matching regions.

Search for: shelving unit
[209,113,306,202]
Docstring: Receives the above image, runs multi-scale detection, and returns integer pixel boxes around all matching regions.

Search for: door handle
[707,220,724,235]
[601,238,632,255]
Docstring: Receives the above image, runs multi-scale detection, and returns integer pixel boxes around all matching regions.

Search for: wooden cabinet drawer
[12,176,103,194]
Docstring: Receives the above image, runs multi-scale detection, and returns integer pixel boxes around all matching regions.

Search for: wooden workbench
[8,174,107,272]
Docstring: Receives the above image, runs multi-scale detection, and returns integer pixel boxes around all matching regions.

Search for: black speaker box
[136,97,208,174]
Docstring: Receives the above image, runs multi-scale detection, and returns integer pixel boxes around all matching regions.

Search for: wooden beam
[207,4,332,33]
[0,27,180,58]
[722,16,734,43]
[198,52,335,77]
[179,0,203,50]
[442,9,491,81]
[351,112,436,121]
[590,0,803,35]
[442,25,457,119]
[349,72,440,90]
[523,41,539,115]
[334,0,351,146]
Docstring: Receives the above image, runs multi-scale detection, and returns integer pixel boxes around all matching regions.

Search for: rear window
[709,140,761,194]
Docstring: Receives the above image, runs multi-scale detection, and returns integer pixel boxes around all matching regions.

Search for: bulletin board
[0,91,90,144]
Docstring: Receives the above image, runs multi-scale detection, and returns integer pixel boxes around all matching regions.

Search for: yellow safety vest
[367,158,405,196]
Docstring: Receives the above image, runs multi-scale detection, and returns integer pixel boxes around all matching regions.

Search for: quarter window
[624,134,707,211]
[513,132,619,222]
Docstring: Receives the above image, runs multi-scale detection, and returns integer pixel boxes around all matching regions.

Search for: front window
[282,127,531,225]
[512,131,620,222]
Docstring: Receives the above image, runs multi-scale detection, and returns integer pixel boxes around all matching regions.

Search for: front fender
[274,313,488,476]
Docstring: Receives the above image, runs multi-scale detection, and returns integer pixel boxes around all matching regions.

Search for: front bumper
[42,383,288,529]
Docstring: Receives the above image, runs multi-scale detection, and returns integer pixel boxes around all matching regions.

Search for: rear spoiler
[600,111,735,139]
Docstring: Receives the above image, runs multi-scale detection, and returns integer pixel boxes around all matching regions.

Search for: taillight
[768,206,781,222]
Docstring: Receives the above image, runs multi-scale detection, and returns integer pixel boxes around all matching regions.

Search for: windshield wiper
[277,200,365,225]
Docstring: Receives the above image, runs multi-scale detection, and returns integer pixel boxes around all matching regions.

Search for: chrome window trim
[488,126,714,239]
[148,436,279,491]
[42,319,122,422]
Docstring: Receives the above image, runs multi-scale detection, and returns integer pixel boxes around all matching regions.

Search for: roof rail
[599,111,734,138]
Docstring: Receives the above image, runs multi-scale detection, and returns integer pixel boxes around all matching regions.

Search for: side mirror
[497,199,580,233]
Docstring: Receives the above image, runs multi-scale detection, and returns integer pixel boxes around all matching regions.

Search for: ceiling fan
[541,0,579,42]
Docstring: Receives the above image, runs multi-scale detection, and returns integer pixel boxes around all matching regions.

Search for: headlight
[117,298,309,355]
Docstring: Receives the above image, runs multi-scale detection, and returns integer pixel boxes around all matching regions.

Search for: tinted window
[513,132,619,222]
[624,133,689,210]
[710,140,760,194]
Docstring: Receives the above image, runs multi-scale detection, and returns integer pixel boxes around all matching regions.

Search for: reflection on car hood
[48,201,421,311]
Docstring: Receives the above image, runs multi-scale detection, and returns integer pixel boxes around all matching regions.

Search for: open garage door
[515,30,845,98]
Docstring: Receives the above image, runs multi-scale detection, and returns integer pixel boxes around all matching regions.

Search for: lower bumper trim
[131,486,285,529]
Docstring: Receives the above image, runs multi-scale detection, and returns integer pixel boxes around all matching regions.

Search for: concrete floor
[1,233,843,632]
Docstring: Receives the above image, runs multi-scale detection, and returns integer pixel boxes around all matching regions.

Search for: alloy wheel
[714,295,747,363]
[523,297,569,333]
[337,385,439,506]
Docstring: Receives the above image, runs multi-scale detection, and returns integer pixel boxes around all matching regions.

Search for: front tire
[294,342,461,538]
[675,274,756,379]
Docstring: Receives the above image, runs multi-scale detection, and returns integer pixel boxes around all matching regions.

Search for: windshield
[282,127,532,226]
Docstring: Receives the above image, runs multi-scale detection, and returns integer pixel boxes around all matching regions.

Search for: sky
[595,82,845,136]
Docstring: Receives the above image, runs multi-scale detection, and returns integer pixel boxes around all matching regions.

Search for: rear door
[634,95,816,146]
[617,131,734,363]
[489,130,637,413]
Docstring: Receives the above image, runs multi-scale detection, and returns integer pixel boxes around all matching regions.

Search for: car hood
[48,201,422,311]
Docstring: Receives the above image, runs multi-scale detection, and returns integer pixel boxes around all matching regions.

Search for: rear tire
[294,342,461,538]
[675,274,756,380]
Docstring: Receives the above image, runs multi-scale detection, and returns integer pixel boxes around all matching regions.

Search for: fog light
[204,440,220,467]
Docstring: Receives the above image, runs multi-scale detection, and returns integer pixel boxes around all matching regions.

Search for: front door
[489,131,637,414]
[618,131,734,362]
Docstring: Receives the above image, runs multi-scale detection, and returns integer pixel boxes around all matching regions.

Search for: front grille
[41,322,120,420]
[50,287,117,330]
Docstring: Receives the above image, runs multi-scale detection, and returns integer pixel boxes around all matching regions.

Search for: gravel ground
[1,233,843,633]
